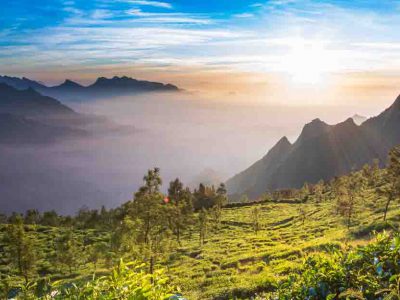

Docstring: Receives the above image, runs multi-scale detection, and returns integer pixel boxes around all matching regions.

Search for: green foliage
[1,156,400,299]
[3,216,37,283]
[7,261,174,300]
[269,232,400,300]
[57,260,174,300]
[54,228,82,274]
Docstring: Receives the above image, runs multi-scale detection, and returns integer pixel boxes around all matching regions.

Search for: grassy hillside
[1,186,399,299]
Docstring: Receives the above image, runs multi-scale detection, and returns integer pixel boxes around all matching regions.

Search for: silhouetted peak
[298,118,330,142]
[60,79,82,88]
[266,136,292,157]
[276,136,291,147]
[335,117,358,130]
[351,114,367,125]
[392,94,400,109]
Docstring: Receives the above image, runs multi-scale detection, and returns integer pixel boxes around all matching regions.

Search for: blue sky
[1,0,400,89]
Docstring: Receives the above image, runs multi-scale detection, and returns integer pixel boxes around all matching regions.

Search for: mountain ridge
[0,75,180,101]
[226,94,400,199]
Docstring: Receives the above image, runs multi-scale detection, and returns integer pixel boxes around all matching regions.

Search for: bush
[266,232,400,299]
[8,260,176,300]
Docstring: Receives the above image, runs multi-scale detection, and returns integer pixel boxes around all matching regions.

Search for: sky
[2,0,400,212]
[1,0,400,107]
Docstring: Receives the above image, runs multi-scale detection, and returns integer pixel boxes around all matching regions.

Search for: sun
[283,39,335,86]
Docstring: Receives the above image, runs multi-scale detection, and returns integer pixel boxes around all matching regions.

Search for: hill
[0,75,180,101]
[0,83,75,117]
[226,95,400,198]
[1,164,399,299]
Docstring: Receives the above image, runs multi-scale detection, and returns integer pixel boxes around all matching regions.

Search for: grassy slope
[1,188,399,299]
[168,189,399,299]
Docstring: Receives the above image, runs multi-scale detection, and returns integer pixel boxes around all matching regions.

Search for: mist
[0,91,384,214]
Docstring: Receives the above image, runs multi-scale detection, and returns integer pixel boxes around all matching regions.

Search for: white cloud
[91,9,114,20]
[233,13,254,18]
[125,0,172,9]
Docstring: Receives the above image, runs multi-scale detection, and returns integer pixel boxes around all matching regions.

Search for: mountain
[226,95,400,199]
[0,83,91,144]
[0,113,86,144]
[0,75,46,90]
[0,75,180,102]
[188,168,225,189]
[352,114,367,125]
[0,83,75,117]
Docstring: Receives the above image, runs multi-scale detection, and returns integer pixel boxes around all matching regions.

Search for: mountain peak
[267,136,292,157]
[393,94,400,109]
[60,79,82,88]
[336,117,358,130]
[276,136,291,147]
[351,114,367,125]
[297,118,330,143]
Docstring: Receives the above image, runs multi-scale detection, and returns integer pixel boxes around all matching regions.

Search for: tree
[379,147,400,221]
[167,179,193,245]
[251,207,261,234]
[130,168,165,245]
[313,180,325,203]
[110,216,140,257]
[3,216,37,283]
[24,209,40,225]
[55,228,81,273]
[87,242,108,272]
[127,168,172,274]
[336,173,363,228]
[193,183,218,209]
[40,210,59,227]
[299,183,310,202]
[216,183,228,206]
[198,208,208,246]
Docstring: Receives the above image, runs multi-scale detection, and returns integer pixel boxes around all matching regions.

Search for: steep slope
[227,95,400,198]
[361,95,400,152]
[227,136,292,197]
[0,83,75,117]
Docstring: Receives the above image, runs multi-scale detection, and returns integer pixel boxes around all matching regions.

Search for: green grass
[1,188,399,299]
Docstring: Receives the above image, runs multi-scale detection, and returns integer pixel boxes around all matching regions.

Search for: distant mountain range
[0,83,75,117]
[226,95,400,199]
[0,83,134,144]
[0,75,180,102]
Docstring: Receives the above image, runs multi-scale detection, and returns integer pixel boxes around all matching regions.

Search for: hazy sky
[2,0,400,212]
[1,0,400,107]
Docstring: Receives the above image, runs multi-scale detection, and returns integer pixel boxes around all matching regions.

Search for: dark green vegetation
[1,147,400,299]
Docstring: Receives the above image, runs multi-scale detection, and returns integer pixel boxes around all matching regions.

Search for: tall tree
[380,147,400,221]
[4,216,37,283]
[24,209,40,225]
[167,179,193,245]
[198,208,208,247]
[55,228,81,274]
[128,168,171,274]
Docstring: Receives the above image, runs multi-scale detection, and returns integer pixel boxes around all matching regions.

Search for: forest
[1,146,400,299]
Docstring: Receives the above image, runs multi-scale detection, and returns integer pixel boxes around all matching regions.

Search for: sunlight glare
[283,39,335,86]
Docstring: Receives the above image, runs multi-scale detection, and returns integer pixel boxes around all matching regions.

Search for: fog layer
[0,92,384,214]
